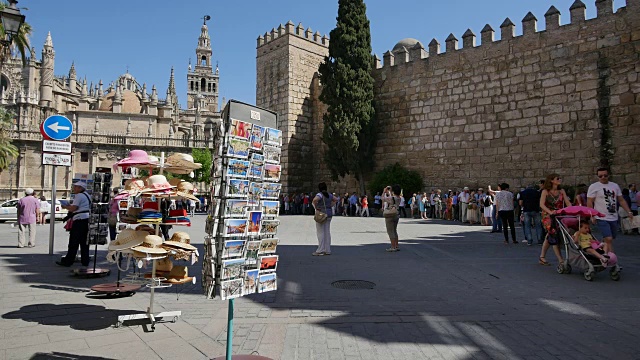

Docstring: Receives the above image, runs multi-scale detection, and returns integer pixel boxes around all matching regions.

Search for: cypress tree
[318,0,376,194]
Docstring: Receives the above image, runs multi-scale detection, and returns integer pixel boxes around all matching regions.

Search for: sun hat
[72,181,87,189]
[123,179,145,195]
[463,186,469,190]
[135,224,156,235]
[169,178,184,187]
[156,257,173,273]
[25,188,34,195]
[108,229,145,251]
[162,232,197,252]
[165,153,202,174]
[116,150,152,167]
[162,266,194,284]
[175,181,199,201]
[131,234,167,255]
[141,175,176,193]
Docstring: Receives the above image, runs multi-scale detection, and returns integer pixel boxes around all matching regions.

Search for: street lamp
[0,0,25,46]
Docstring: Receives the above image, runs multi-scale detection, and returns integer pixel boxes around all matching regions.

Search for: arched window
[201,78,206,92]
[0,75,9,96]
[201,56,206,66]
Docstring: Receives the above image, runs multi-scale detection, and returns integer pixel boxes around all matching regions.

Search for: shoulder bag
[314,194,329,224]
[383,196,398,218]
[64,192,91,231]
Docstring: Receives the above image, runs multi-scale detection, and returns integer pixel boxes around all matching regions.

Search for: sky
[21,0,622,109]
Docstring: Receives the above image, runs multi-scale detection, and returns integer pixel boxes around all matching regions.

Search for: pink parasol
[556,206,605,218]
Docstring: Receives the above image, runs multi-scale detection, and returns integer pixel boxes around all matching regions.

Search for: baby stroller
[554,206,621,282]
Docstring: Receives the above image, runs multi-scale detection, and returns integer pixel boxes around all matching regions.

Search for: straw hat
[166,153,202,170]
[117,150,152,167]
[108,229,144,251]
[162,231,197,252]
[135,225,156,235]
[131,235,167,255]
[175,181,199,201]
[141,175,175,192]
[123,179,145,195]
[169,178,184,187]
[156,257,173,273]
[162,266,194,284]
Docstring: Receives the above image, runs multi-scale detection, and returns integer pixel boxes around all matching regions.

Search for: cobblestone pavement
[0,215,639,359]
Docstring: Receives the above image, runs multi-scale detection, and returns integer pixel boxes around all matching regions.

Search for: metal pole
[48,165,57,255]
[226,298,234,360]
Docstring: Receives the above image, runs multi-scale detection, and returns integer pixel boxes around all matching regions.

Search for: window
[80,152,89,162]
[190,81,194,91]
[201,78,206,92]
[208,83,211,92]
[201,55,206,66]
[212,83,216,92]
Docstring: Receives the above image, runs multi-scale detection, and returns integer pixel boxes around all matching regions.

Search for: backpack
[484,195,491,207]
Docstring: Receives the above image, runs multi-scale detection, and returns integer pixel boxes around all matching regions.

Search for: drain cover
[331,280,376,290]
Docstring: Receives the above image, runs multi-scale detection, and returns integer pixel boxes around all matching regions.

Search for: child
[573,221,608,266]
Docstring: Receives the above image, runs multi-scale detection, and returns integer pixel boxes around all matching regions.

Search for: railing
[9,130,213,149]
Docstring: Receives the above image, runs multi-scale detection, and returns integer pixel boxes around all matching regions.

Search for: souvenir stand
[90,151,201,330]
[203,100,281,360]
[73,172,112,278]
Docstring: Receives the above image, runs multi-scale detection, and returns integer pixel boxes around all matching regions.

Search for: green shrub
[368,163,423,200]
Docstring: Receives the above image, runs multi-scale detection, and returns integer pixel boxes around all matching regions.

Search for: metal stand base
[116,310,181,331]
[73,268,111,278]
[90,283,140,297]
[211,356,273,360]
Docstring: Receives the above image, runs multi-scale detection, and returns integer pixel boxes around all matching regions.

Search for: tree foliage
[368,163,423,200]
[190,148,212,184]
[318,0,377,192]
[0,107,17,171]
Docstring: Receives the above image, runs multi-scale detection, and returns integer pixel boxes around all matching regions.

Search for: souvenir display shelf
[203,100,280,360]
[74,172,111,278]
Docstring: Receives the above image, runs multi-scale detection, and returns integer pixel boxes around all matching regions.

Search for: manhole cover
[331,280,376,290]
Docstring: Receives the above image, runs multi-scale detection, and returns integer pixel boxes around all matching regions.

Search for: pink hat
[141,175,176,193]
[117,150,152,167]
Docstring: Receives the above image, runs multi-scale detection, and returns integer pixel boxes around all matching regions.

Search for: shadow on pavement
[30,352,116,360]
[2,304,141,331]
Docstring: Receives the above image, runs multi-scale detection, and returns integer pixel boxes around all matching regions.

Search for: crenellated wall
[258,0,640,193]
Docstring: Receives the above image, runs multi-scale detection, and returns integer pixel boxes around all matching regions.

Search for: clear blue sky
[22,0,619,109]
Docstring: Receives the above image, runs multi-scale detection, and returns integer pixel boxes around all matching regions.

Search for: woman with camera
[382,185,402,252]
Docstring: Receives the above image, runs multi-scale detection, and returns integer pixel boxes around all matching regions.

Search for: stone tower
[39,32,54,109]
[187,17,219,112]
[256,21,329,191]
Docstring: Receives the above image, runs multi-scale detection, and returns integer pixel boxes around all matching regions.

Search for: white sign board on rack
[42,153,72,166]
[42,140,72,154]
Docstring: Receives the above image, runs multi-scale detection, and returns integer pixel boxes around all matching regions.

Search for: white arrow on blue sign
[42,115,73,141]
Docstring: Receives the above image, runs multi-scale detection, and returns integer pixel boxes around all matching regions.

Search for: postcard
[221,278,244,300]
[249,163,263,179]
[227,138,250,158]
[227,179,249,198]
[224,199,248,218]
[227,159,250,178]
[222,240,246,259]
[222,258,246,280]
[223,219,247,237]
[263,164,281,182]
[263,146,281,164]
[260,220,280,235]
[247,211,263,236]
[230,118,251,140]
[250,124,265,151]
[258,238,278,254]
[251,153,264,164]
[262,200,280,218]
[244,241,261,265]
[265,127,283,147]
[261,183,281,199]
[243,269,260,295]
[259,255,278,272]
[258,273,277,293]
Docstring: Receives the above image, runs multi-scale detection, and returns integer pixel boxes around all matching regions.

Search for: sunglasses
[598,174,609,178]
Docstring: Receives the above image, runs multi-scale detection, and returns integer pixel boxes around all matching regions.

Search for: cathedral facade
[0,20,221,199]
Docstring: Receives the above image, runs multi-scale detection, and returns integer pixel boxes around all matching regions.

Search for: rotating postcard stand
[74,172,112,278]
[206,101,280,360]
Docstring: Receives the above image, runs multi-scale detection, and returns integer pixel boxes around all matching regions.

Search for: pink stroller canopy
[556,206,605,218]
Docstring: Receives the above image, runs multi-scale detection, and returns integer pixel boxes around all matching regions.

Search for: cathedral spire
[69,62,76,79]
[168,66,176,93]
[44,31,53,48]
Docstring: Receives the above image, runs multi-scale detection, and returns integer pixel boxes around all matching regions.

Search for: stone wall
[257,0,640,193]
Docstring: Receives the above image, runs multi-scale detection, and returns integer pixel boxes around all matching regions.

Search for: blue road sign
[42,115,73,141]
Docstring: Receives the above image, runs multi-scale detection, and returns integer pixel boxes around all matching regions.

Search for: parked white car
[0,198,68,222]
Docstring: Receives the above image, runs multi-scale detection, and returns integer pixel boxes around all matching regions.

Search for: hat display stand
[74,172,112,278]
[204,100,280,360]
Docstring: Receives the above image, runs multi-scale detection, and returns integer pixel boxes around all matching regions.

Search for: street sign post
[41,115,74,256]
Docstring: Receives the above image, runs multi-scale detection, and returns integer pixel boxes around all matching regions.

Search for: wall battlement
[376,0,634,69]
[257,20,329,49]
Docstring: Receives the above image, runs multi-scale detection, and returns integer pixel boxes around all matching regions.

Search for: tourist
[107,188,120,241]
[428,190,436,218]
[361,195,370,217]
[445,191,453,220]
[467,190,478,225]
[452,191,459,221]
[459,187,470,223]
[57,181,92,267]
[303,193,310,215]
[17,188,40,248]
[587,168,633,253]
[482,191,493,227]
[519,184,543,246]
[284,193,290,215]
[418,192,426,219]
[398,194,407,218]
[38,195,50,225]
[373,192,382,216]
[574,183,588,206]
[409,193,417,218]
[342,193,349,216]
[488,185,502,233]
[495,183,516,244]
[188,198,196,217]
[538,174,571,266]
[349,192,358,217]
[434,189,443,219]
[312,182,337,256]
[382,184,402,252]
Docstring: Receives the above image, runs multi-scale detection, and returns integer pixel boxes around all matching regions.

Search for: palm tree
[0,107,17,172]
[0,0,31,64]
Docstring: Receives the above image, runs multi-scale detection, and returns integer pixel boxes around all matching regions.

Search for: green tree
[0,1,32,64]
[191,148,212,184]
[0,107,17,171]
[368,163,423,200]
[318,0,377,194]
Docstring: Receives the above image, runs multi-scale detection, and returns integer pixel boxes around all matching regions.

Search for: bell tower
[187,15,219,112]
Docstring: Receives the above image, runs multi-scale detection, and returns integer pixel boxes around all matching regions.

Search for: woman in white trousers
[312,182,337,256]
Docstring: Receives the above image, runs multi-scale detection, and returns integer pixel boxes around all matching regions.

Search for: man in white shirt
[587,168,633,253]
[459,187,470,223]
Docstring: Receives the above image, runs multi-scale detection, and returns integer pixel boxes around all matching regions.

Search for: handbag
[64,218,74,231]
[314,194,328,224]
[383,197,398,218]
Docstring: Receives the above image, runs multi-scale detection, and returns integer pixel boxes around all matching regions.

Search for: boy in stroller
[572,221,609,266]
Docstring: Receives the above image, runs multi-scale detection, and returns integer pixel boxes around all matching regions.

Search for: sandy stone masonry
[258,0,640,193]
